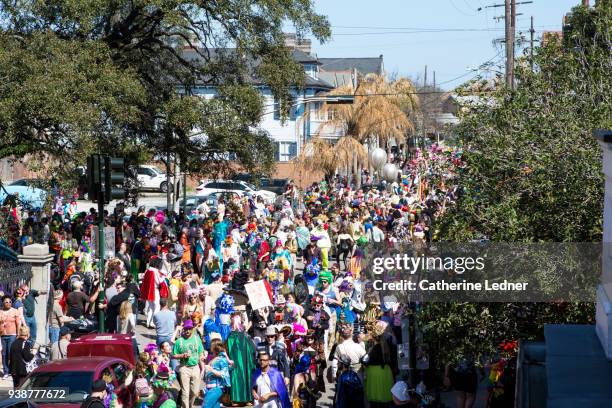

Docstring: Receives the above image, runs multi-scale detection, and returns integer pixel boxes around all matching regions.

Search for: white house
[181,39,385,167]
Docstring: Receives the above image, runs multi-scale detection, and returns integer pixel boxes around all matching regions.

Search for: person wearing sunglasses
[252,351,290,408]
[0,294,21,379]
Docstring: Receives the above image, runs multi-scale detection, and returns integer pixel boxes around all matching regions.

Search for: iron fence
[0,260,33,296]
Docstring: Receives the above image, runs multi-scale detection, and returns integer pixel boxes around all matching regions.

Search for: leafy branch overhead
[0,0,331,178]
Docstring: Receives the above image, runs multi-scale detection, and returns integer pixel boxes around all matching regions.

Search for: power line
[437,50,503,86]
[449,0,479,16]
[330,24,558,31]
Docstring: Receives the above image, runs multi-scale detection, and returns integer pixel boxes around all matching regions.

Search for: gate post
[18,244,54,345]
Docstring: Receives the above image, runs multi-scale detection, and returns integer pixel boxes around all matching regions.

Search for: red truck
[16,334,138,408]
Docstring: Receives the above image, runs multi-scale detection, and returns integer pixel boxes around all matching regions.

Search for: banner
[92,226,116,259]
[244,280,273,310]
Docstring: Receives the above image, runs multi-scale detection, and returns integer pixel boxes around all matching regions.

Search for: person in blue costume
[202,339,231,408]
[252,351,291,408]
[212,216,231,276]
[303,258,321,296]
[215,293,235,342]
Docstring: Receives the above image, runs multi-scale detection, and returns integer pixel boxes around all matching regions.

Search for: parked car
[197,191,242,214]
[233,174,290,195]
[178,195,210,213]
[134,165,171,193]
[19,356,134,408]
[0,400,40,408]
[196,180,276,202]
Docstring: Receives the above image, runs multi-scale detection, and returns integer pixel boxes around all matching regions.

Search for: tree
[419,1,611,368]
[315,74,419,186]
[436,2,610,243]
[0,0,331,183]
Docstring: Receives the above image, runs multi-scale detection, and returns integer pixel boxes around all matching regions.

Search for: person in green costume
[150,362,178,408]
[226,313,257,404]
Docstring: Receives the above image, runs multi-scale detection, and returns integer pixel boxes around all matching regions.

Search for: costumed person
[140,256,164,328]
[316,270,340,353]
[257,326,291,385]
[303,258,321,296]
[212,216,231,275]
[303,295,329,344]
[292,354,319,408]
[363,321,397,408]
[150,363,178,408]
[252,351,291,408]
[202,338,232,408]
[215,293,235,342]
[173,319,204,408]
[226,315,257,405]
[311,220,331,270]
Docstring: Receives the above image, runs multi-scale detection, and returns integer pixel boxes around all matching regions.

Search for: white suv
[136,165,171,193]
[196,180,276,202]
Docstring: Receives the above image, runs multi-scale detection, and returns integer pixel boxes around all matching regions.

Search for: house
[318,55,385,88]
[182,36,385,182]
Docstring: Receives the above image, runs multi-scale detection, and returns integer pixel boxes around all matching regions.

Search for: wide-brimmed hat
[265,326,278,337]
[277,324,293,338]
[311,294,324,305]
[372,320,389,338]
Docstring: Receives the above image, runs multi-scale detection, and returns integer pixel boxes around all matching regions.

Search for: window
[274,142,298,162]
[218,182,233,190]
[112,363,128,384]
[313,103,335,121]
[206,182,221,189]
[138,167,155,177]
[273,96,280,120]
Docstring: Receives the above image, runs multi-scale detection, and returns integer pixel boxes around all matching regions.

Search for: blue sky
[310,0,583,89]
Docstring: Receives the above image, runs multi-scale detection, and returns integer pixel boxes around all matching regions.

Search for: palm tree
[294,137,337,183]
[314,73,419,187]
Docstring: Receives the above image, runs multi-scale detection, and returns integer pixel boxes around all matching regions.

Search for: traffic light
[87,155,101,203]
[104,157,126,203]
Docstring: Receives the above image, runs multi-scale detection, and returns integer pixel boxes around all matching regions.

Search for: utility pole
[424,65,427,88]
[433,70,436,90]
[166,150,171,215]
[530,16,535,70]
[504,0,514,89]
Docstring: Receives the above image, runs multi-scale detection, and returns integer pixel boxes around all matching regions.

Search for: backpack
[339,239,351,252]
[293,275,309,305]
[135,377,152,397]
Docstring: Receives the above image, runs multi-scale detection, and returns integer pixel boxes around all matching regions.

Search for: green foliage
[0,0,330,179]
[419,302,595,368]
[419,2,611,367]
[437,2,611,242]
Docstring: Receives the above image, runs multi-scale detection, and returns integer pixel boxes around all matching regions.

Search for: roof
[292,49,320,64]
[544,324,612,407]
[318,56,384,76]
[31,356,124,372]
[181,47,333,90]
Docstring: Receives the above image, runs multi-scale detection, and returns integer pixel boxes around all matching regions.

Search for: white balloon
[370,148,387,169]
[382,163,398,182]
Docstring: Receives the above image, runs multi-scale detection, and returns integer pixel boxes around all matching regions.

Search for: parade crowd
[0,145,465,408]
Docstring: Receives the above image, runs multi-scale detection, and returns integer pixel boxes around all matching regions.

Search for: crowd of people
[0,144,468,408]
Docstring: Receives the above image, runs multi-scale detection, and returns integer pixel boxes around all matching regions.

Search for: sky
[309,0,583,90]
